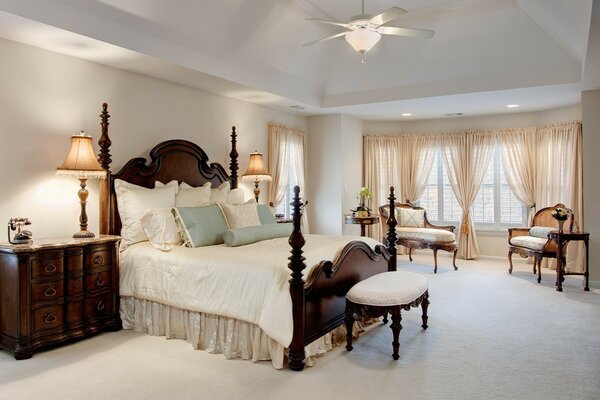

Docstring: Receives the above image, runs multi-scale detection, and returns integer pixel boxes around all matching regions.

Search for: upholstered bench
[380,203,458,273]
[345,271,429,360]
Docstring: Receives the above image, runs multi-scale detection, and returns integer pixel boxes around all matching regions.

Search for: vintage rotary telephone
[8,217,32,244]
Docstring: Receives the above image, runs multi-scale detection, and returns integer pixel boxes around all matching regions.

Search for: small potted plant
[352,187,373,218]
[550,206,569,232]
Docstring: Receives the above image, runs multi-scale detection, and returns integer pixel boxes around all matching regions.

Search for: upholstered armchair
[379,203,458,273]
[508,203,574,283]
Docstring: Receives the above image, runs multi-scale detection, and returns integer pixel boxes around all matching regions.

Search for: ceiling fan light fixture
[345,29,381,53]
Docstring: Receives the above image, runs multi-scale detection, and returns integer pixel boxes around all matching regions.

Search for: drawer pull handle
[44,312,57,324]
[43,286,57,297]
[96,301,105,311]
[95,276,105,286]
[94,255,104,265]
[44,263,57,273]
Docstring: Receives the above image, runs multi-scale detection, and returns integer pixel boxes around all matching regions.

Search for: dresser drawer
[86,247,112,271]
[31,254,64,279]
[86,270,111,292]
[31,281,64,303]
[32,305,64,333]
[85,293,113,320]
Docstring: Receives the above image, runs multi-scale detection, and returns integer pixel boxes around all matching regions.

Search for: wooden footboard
[287,186,398,371]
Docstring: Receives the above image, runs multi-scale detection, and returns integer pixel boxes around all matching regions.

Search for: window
[274,167,299,219]
[418,143,527,230]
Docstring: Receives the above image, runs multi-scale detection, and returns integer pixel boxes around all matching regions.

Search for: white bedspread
[120,234,380,347]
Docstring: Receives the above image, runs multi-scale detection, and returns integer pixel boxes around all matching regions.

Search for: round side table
[344,214,380,237]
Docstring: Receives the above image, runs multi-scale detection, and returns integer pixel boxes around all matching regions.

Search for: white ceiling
[0,0,596,120]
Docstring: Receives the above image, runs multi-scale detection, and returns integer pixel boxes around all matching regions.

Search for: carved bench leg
[345,301,355,352]
[421,292,429,330]
[533,257,537,274]
[433,249,438,274]
[452,249,458,270]
[508,251,514,274]
[536,256,542,283]
[382,312,388,324]
[408,248,413,262]
[390,307,402,360]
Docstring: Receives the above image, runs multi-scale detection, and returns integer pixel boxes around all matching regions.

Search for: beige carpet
[1,255,599,400]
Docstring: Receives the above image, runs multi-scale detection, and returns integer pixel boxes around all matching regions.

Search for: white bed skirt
[120,296,367,369]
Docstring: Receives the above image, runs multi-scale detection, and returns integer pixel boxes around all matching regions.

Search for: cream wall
[581,90,600,282]
[0,37,307,239]
[340,115,364,236]
[363,104,582,258]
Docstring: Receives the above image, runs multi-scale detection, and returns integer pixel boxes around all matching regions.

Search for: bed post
[387,186,398,271]
[288,185,306,371]
[98,102,112,235]
[229,126,238,189]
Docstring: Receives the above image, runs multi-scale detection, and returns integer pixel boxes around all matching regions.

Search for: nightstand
[0,235,121,359]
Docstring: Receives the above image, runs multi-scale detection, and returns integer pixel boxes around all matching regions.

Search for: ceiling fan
[303,0,435,53]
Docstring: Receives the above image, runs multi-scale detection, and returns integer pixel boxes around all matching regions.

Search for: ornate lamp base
[73,230,95,239]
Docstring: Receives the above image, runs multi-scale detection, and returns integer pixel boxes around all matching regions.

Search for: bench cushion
[509,235,547,251]
[347,271,428,307]
[397,227,455,243]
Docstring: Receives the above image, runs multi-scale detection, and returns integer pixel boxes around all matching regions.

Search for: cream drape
[267,123,309,231]
[534,123,584,272]
[400,134,438,204]
[499,129,537,225]
[440,131,495,259]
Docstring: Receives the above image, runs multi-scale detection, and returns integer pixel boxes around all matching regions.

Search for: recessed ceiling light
[401,113,412,117]
[445,113,464,117]
[506,104,519,108]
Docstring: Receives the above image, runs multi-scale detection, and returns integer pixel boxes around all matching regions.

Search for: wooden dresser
[0,235,121,359]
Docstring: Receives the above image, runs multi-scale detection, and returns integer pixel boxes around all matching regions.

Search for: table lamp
[242,151,272,202]
[57,131,106,238]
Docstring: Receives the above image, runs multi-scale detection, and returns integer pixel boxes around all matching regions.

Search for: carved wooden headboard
[96,103,239,235]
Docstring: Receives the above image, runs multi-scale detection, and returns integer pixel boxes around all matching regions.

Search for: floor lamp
[56,131,106,238]
[242,151,272,202]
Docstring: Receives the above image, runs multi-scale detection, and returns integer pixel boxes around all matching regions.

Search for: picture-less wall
[0,37,307,239]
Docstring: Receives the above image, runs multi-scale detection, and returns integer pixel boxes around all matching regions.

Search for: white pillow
[115,179,178,249]
[227,188,246,205]
[400,208,425,228]
[140,208,182,251]
[210,181,230,204]
[177,182,212,207]
[219,200,261,229]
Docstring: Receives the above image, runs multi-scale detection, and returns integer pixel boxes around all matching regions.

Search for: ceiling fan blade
[302,32,348,47]
[305,18,349,28]
[378,26,435,39]
[369,7,407,26]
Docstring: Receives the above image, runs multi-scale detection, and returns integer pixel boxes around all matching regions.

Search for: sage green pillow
[529,226,552,239]
[257,204,277,224]
[172,205,229,247]
[223,224,293,247]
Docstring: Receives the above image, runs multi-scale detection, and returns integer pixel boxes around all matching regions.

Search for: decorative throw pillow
[115,179,178,249]
[140,208,182,251]
[400,208,425,228]
[210,181,230,204]
[219,200,261,229]
[177,182,212,207]
[172,205,230,247]
[529,226,552,239]
[227,188,246,205]
[223,224,293,247]
[257,204,277,224]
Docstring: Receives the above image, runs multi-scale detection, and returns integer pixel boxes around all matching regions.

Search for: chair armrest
[508,228,529,242]
[424,220,455,233]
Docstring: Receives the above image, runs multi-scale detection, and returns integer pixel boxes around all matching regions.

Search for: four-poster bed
[96,103,398,370]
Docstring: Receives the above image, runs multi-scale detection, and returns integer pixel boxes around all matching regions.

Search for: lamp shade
[57,131,106,179]
[242,151,272,182]
[345,29,381,53]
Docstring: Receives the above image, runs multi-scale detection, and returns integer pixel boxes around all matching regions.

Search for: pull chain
[361,51,368,90]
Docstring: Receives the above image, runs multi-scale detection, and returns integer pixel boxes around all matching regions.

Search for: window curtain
[363,135,402,241]
[400,134,438,204]
[440,131,495,259]
[534,122,583,272]
[498,129,537,226]
[267,123,309,232]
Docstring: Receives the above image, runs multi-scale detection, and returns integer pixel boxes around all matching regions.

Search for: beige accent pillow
[177,182,212,207]
[115,179,178,249]
[210,181,230,204]
[140,208,182,251]
[219,200,261,229]
[400,208,425,228]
